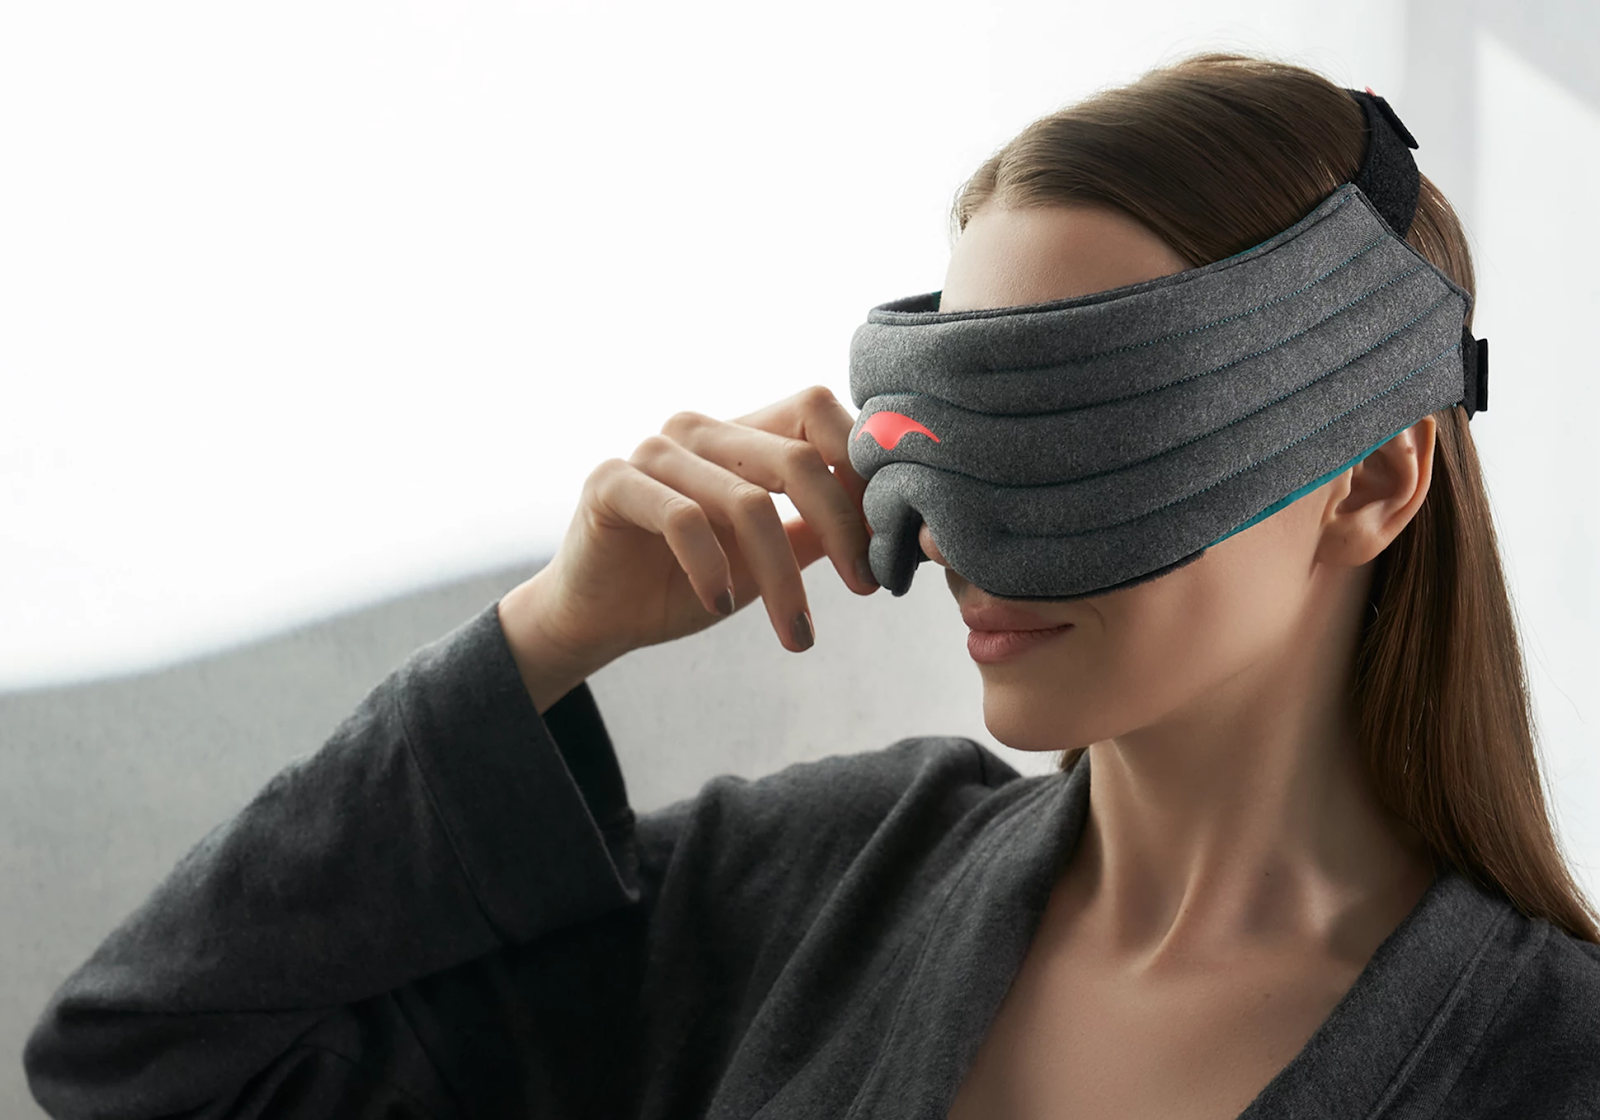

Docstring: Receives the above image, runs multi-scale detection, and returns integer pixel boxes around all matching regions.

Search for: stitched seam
[1413,921,1553,1120]
[883,260,1428,417]
[864,291,1456,502]
[1360,911,1506,1118]
[962,235,1390,374]
[998,338,1459,540]
[1358,908,1539,1120]
[1073,238,1394,361]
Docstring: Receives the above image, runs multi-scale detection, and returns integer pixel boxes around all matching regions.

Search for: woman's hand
[498,385,879,712]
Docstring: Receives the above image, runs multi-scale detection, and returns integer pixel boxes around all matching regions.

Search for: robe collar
[839,752,1544,1119]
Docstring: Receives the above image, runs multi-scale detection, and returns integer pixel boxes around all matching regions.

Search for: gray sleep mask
[845,89,1489,601]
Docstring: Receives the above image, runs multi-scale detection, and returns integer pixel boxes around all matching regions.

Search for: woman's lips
[966,623,1075,663]
[959,603,1070,631]
[958,596,1075,663]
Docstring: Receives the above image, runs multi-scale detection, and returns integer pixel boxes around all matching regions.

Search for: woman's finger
[737,384,869,503]
[628,434,816,652]
[664,398,878,596]
[586,458,738,619]
[784,514,827,571]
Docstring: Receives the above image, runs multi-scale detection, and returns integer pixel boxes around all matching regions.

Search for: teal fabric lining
[1205,425,1405,548]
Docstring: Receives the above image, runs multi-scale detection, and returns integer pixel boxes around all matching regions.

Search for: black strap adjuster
[1346,87,1422,240]
[1462,329,1489,418]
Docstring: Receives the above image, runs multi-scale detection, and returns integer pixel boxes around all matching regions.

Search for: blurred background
[2,1,1596,1114]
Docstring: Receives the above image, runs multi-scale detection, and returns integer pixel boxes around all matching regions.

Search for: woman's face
[923,203,1381,754]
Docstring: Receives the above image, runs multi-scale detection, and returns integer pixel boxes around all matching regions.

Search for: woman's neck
[1068,623,1437,974]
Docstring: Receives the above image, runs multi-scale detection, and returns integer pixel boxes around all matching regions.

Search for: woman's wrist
[496,572,621,716]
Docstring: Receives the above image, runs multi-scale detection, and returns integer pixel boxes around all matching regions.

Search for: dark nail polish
[792,610,814,650]
[715,588,735,616]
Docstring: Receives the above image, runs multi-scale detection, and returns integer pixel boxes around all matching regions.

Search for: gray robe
[23,601,1600,1118]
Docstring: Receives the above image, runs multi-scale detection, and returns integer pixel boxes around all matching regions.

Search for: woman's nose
[918,523,950,567]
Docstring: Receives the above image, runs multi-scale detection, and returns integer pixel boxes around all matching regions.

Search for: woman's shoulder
[631,736,1045,906]
[1521,920,1600,1021]
[1509,917,1600,1032]
[1442,905,1600,1110]
[714,734,1023,808]
[641,736,1032,847]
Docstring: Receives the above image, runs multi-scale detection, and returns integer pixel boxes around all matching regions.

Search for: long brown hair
[952,52,1599,944]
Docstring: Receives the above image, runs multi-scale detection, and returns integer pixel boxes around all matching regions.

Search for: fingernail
[855,555,879,589]
[715,587,735,616]
[792,610,814,650]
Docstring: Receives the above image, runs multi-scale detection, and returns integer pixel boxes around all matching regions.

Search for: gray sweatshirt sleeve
[23,600,650,1120]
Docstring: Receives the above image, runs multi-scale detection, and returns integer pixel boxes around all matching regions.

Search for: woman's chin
[979,692,1100,755]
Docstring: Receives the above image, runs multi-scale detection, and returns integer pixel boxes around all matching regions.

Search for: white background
[2,1,1594,891]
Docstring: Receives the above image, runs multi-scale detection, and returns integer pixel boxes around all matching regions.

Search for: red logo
[855,410,941,450]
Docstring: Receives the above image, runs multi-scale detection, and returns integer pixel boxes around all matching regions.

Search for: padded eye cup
[846,88,1489,602]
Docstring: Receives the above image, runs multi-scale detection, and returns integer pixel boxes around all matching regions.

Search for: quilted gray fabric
[847,183,1475,600]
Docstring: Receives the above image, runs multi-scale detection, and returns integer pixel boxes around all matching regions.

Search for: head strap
[1346,87,1421,239]
[1346,86,1488,417]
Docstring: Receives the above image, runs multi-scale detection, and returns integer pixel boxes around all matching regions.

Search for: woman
[25,52,1599,1119]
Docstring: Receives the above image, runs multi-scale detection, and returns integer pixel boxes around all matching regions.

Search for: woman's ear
[1315,415,1437,568]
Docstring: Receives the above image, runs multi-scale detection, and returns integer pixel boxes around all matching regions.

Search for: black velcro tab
[1347,88,1422,240]
[1370,92,1419,149]
[1476,336,1489,415]
[1461,328,1489,418]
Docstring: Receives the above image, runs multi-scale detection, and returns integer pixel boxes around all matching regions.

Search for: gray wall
[1,556,1041,1118]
